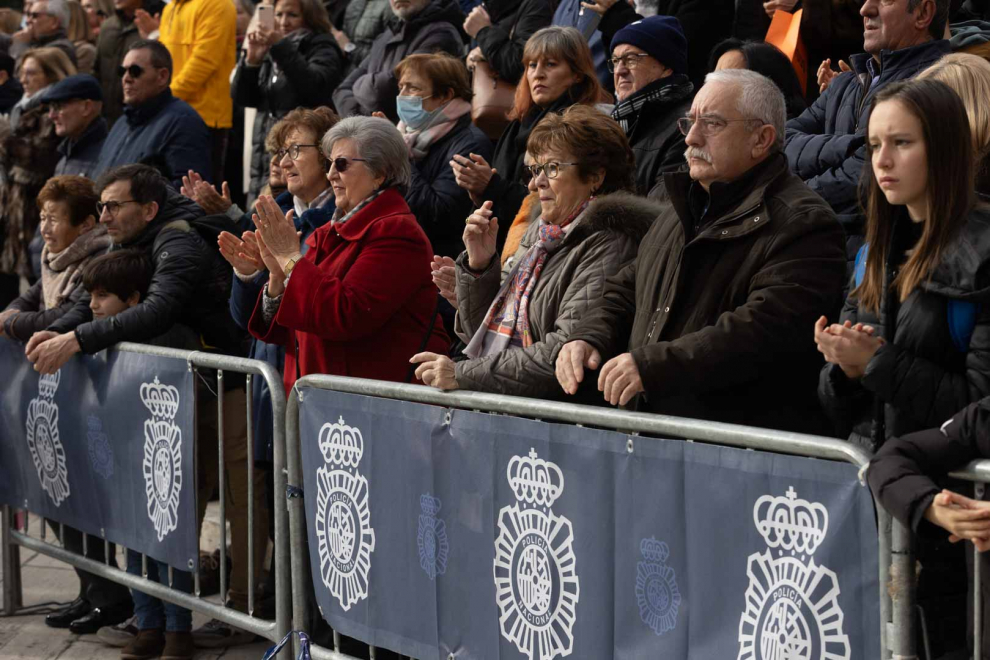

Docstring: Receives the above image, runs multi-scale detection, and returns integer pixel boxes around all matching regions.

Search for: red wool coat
[248,188,449,393]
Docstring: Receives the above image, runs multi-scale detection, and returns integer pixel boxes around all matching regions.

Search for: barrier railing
[285,375,895,660]
[948,460,990,660]
[0,342,290,646]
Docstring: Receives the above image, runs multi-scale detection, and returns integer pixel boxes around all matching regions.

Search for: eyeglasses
[524,161,578,180]
[606,53,652,72]
[117,64,145,79]
[276,144,320,161]
[96,200,140,217]
[330,157,368,173]
[26,11,52,19]
[677,115,763,137]
[47,100,80,114]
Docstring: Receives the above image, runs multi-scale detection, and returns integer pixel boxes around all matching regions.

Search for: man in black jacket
[40,74,108,179]
[785,0,951,267]
[608,16,693,196]
[332,0,464,121]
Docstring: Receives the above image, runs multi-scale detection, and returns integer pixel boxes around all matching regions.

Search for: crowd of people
[0,0,989,656]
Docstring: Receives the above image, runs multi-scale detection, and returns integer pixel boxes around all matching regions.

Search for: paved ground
[0,507,274,660]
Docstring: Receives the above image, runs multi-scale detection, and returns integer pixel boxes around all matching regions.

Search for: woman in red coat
[248,115,449,392]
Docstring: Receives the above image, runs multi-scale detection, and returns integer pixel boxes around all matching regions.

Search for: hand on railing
[556,339,601,396]
[926,489,990,551]
[410,352,459,390]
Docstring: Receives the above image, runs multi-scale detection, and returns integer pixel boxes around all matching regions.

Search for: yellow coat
[159,0,236,129]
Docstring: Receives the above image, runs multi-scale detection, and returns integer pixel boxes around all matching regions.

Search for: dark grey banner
[0,339,197,569]
[297,387,879,660]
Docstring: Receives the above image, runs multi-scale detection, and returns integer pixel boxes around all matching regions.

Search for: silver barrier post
[218,369,227,607]
[246,373,255,617]
[877,502,892,659]
[270,372,291,643]
[976,482,985,660]
[286,388,310,656]
[890,518,918,660]
[1,504,22,613]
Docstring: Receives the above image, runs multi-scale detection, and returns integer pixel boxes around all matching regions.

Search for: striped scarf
[611,75,693,134]
[332,189,382,225]
[464,199,592,358]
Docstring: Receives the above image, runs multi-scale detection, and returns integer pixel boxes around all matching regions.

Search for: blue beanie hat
[610,16,688,76]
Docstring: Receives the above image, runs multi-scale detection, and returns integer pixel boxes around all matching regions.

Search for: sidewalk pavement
[0,509,273,660]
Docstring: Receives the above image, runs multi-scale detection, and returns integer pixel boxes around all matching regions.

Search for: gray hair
[703,68,786,151]
[321,116,411,189]
[45,0,71,29]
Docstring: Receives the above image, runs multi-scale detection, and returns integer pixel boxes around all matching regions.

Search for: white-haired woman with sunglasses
[247,115,449,392]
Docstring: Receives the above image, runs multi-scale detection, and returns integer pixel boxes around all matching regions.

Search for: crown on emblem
[640,536,669,563]
[38,371,61,399]
[420,494,441,516]
[140,377,180,420]
[318,416,364,467]
[87,415,102,431]
[507,448,564,508]
[753,486,828,556]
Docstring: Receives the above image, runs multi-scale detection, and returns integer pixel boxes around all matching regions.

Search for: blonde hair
[918,53,990,160]
[18,47,77,84]
[66,0,93,42]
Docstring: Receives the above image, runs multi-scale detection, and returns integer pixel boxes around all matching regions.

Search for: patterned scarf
[332,189,383,225]
[397,99,473,161]
[611,75,693,134]
[41,225,110,310]
[464,199,592,359]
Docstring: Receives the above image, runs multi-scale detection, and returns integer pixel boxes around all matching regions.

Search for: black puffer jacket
[474,0,552,84]
[785,39,951,268]
[406,113,493,259]
[49,192,247,357]
[622,77,692,196]
[819,207,990,452]
[231,31,344,198]
[332,0,465,121]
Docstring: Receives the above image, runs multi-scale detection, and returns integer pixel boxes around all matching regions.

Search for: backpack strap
[948,300,980,353]
[853,243,868,288]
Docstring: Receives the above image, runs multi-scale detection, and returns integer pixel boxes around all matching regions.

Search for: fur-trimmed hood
[525,191,662,246]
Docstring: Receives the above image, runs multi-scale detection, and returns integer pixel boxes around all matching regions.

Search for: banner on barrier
[297,387,880,660]
[0,339,197,569]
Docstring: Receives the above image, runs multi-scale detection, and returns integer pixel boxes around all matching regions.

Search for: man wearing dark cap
[40,74,108,178]
[608,16,695,195]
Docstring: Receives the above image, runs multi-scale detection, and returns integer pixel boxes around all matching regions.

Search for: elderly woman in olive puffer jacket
[411,105,659,399]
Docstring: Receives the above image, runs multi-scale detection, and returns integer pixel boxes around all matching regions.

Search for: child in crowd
[81,249,199,660]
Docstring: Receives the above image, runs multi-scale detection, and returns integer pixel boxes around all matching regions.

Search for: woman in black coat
[450,26,603,252]
[231,0,344,201]
[463,0,552,85]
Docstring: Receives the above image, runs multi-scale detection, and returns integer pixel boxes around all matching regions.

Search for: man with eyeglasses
[39,74,108,179]
[606,16,693,196]
[555,69,846,435]
[11,0,79,66]
[94,39,211,189]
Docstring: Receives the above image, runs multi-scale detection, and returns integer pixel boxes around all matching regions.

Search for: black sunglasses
[117,64,145,79]
[330,157,367,173]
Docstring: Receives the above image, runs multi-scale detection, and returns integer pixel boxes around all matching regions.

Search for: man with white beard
[555,69,847,435]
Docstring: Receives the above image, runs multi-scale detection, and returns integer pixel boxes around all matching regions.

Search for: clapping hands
[814,316,885,379]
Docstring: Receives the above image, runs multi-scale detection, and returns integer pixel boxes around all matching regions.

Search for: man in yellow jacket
[158,0,236,184]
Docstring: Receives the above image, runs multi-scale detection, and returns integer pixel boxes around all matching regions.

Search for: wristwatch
[344,42,357,54]
[283,254,302,277]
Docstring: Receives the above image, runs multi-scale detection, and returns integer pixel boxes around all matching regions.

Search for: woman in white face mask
[390,52,493,262]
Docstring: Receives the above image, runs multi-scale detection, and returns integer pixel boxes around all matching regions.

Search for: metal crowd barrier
[284,375,903,660]
[0,343,291,645]
[948,460,990,660]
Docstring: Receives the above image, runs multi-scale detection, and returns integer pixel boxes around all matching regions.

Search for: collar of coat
[58,116,108,160]
[849,39,952,84]
[320,187,409,241]
[518,191,661,252]
[664,152,788,240]
[124,89,174,126]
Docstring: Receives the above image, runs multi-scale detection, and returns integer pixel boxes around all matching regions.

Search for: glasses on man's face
[117,64,145,79]
[525,161,578,180]
[329,156,368,173]
[26,10,51,19]
[96,200,140,217]
[47,100,79,114]
[606,53,651,72]
[276,144,320,161]
[677,115,763,137]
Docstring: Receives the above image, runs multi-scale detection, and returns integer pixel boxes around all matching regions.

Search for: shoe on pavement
[69,601,134,635]
[97,615,139,647]
[191,618,256,648]
[121,628,165,660]
[44,597,92,629]
[162,631,194,660]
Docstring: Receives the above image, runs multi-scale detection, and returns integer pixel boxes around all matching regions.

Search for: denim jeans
[125,549,192,632]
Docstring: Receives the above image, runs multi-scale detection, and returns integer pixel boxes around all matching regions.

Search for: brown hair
[66,0,92,42]
[0,9,23,34]
[394,53,472,102]
[277,0,331,34]
[18,47,76,84]
[526,105,634,194]
[271,105,339,167]
[82,249,152,301]
[36,175,99,226]
[510,26,603,121]
[857,78,975,313]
